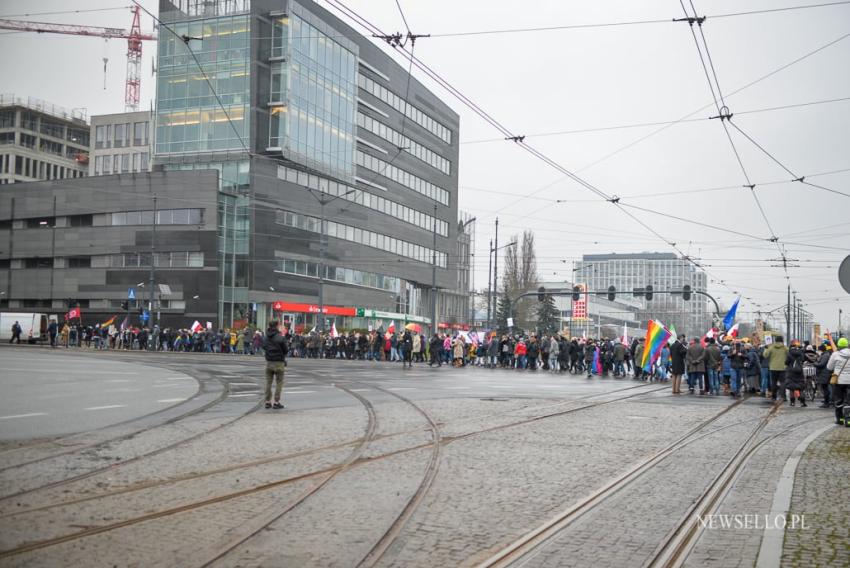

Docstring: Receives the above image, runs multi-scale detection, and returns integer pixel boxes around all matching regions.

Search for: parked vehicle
[0,312,49,343]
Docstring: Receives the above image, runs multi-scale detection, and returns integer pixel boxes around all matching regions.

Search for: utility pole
[487,238,493,330]
[431,203,438,335]
[786,284,791,342]
[493,217,499,326]
[313,186,356,333]
[148,195,157,337]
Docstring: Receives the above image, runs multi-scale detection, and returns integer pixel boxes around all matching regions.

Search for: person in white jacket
[826,336,850,426]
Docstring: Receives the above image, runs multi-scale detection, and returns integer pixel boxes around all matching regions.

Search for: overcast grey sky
[1,0,849,331]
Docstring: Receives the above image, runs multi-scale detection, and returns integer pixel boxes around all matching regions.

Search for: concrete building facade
[0,171,220,327]
[0,94,89,185]
[89,110,153,176]
[574,252,710,337]
[154,0,468,332]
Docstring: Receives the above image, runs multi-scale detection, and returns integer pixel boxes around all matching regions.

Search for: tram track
[0,378,668,560]
[0,380,665,520]
[476,397,781,568]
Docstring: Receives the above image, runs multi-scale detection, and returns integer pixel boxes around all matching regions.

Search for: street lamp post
[307,185,357,333]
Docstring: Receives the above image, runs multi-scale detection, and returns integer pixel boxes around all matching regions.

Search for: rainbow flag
[101,316,116,327]
[592,346,602,375]
[641,320,673,372]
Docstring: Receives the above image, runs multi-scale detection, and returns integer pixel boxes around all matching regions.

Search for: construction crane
[0,6,157,112]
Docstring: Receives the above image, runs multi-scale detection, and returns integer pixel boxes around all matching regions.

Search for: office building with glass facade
[155,0,466,331]
[574,253,710,337]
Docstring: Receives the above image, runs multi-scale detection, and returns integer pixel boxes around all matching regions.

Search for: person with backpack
[784,341,807,407]
[815,344,833,408]
[262,320,289,409]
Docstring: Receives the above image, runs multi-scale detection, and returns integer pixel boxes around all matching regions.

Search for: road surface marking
[157,398,187,403]
[286,391,317,394]
[0,412,47,420]
[388,387,416,390]
[445,386,471,390]
[84,405,127,411]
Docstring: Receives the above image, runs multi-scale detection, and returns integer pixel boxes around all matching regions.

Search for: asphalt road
[0,349,198,440]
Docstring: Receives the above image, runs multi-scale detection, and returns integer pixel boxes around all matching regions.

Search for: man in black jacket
[263,321,289,409]
[670,335,688,394]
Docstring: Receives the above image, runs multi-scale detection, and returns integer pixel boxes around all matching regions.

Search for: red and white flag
[387,320,396,334]
[728,323,740,338]
[190,320,203,333]
[66,307,81,320]
[330,322,339,339]
[622,324,629,346]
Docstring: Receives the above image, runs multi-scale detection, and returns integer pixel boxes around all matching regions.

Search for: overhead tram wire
[459,95,850,144]
[678,0,789,285]
[463,30,850,220]
[325,2,751,300]
[425,1,850,38]
[322,0,792,297]
[726,120,850,199]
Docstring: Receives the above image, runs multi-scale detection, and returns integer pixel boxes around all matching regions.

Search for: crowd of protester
[25,319,850,424]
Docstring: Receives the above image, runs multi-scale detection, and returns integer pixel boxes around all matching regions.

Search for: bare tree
[502,231,539,331]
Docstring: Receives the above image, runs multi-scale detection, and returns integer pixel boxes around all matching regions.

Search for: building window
[112,208,203,226]
[40,119,64,139]
[95,125,107,148]
[19,133,36,149]
[21,111,38,132]
[24,258,53,268]
[133,153,142,172]
[67,126,89,146]
[67,214,93,227]
[269,106,287,148]
[114,123,126,148]
[103,154,112,173]
[40,139,63,156]
[67,256,91,268]
[271,14,288,59]
[140,152,148,171]
[133,121,147,146]
[26,217,54,228]
[0,110,15,128]
[0,132,13,145]
[121,154,130,173]
[95,155,103,174]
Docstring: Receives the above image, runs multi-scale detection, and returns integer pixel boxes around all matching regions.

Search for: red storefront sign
[438,322,470,331]
[271,301,356,316]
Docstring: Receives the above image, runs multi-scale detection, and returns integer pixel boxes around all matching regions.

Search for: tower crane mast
[0,6,157,111]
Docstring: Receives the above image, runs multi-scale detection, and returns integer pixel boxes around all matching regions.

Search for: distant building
[89,110,153,176]
[574,252,710,337]
[152,0,465,331]
[0,94,89,185]
[538,280,645,339]
[0,170,220,326]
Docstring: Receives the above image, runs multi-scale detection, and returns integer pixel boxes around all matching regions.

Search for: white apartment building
[89,110,152,176]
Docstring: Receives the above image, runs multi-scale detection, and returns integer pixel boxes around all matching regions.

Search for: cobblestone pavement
[0,350,843,567]
[781,425,850,568]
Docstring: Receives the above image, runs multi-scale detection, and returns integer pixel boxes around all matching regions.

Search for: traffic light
[121,301,129,311]
[645,285,654,301]
[607,286,616,302]
[537,286,546,302]
[572,285,582,301]
[682,284,692,301]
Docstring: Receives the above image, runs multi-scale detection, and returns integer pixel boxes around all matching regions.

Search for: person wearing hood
[784,341,808,407]
[826,336,850,425]
[262,321,289,410]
